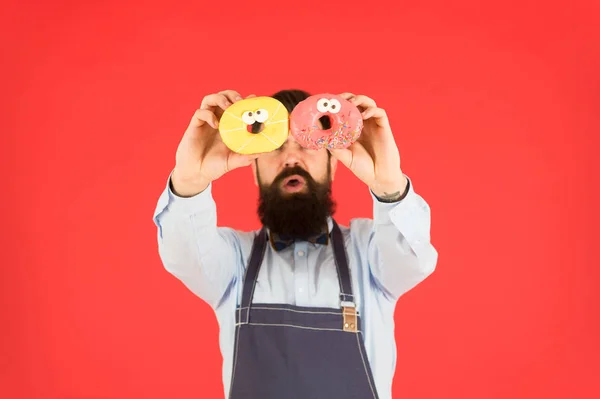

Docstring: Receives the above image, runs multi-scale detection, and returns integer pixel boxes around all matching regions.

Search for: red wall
[2,0,598,398]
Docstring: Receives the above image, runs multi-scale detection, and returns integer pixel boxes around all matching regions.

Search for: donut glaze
[289,93,363,150]
[218,97,289,154]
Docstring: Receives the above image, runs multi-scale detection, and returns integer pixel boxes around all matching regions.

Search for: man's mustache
[273,166,313,185]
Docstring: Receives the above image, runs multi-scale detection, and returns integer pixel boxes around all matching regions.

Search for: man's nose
[284,153,300,167]
[282,146,302,167]
[281,135,304,166]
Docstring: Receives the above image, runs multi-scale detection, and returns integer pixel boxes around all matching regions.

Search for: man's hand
[171,90,264,197]
[328,93,408,201]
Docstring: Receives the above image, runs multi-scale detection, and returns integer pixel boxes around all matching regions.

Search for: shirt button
[297,250,305,256]
[298,287,304,293]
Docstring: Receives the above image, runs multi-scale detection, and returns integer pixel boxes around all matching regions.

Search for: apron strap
[330,221,359,332]
[239,226,268,323]
[239,220,357,329]
[330,221,355,306]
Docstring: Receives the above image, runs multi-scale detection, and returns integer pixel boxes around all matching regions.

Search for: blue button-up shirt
[152,173,438,399]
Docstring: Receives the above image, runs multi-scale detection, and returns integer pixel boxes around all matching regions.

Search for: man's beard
[257,164,336,239]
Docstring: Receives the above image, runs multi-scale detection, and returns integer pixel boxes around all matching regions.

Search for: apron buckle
[342,306,357,332]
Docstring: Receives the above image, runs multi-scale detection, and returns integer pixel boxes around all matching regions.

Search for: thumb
[328,148,353,169]
[227,152,264,171]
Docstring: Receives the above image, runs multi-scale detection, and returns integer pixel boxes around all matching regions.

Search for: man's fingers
[227,151,268,171]
[367,108,391,130]
[349,95,377,110]
[219,89,244,104]
[199,91,255,114]
[340,93,378,115]
[198,90,252,121]
[339,92,356,101]
[362,107,387,122]
[200,93,232,112]
[190,109,219,129]
[330,141,373,173]
[328,148,354,169]
[361,107,376,120]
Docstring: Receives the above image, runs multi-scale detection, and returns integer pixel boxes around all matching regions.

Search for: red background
[2,0,599,398]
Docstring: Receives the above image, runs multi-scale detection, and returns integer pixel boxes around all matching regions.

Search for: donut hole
[318,115,332,130]
[248,121,265,134]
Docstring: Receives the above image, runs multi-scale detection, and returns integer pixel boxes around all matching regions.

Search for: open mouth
[318,114,333,130]
[247,121,264,134]
[281,175,306,192]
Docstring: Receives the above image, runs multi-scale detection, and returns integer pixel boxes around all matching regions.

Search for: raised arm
[153,90,264,308]
[328,92,438,300]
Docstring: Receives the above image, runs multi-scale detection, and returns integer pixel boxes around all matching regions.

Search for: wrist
[370,175,409,202]
[170,169,211,198]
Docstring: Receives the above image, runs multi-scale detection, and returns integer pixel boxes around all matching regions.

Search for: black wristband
[373,179,410,203]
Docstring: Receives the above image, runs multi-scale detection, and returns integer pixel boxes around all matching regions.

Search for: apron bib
[228,220,380,399]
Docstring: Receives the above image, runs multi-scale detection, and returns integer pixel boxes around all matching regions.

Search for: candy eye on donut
[316,98,330,113]
[316,98,341,114]
[254,109,269,123]
[328,99,341,114]
[242,111,256,125]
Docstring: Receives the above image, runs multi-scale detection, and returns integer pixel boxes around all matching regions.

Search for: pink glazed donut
[289,93,363,150]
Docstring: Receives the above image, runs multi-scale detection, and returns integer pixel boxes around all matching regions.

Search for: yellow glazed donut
[218,97,289,154]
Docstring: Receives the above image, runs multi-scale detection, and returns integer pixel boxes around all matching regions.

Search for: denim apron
[228,220,380,399]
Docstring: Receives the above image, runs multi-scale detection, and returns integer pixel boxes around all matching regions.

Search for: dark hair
[271,89,332,130]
